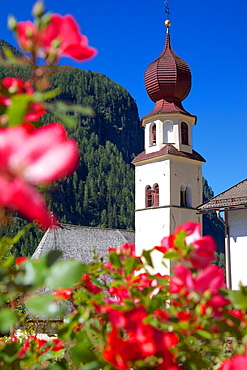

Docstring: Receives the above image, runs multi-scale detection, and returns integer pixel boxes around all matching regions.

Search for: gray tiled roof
[33,224,135,263]
[198,179,247,211]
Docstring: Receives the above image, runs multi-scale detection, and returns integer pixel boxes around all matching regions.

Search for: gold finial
[164,1,171,30]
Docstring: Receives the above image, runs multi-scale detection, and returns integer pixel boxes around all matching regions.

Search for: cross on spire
[164,1,170,19]
[164,1,171,31]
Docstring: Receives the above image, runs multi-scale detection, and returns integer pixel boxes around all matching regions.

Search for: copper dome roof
[144,32,191,104]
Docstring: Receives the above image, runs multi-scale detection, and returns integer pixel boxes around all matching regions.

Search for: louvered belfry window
[146,185,159,208]
[181,122,188,145]
[152,124,156,145]
[180,185,187,207]
[153,184,159,207]
[146,186,153,208]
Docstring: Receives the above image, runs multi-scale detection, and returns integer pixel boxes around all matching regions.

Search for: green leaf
[125,256,141,275]
[218,320,241,339]
[174,230,186,250]
[0,309,18,334]
[90,275,103,289]
[142,249,154,268]
[6,94,33,127]
[146,295,163,312]
[109,252,122,268]
[26,294,66,317]
[83,361,102,370]
[65,104,95,116]
[47,362,69,370]
[51,111,77,129]
[15,259,47,288]
[51,101,95,116]
[70,333,97,365]
[45,260,86,288]
[196,329,212,339]
[164,250,181,259]
[37,87,62,101]
[227,287,247,309]
[45,250,63,267]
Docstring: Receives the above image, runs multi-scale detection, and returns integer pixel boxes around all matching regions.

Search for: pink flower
[170,264,230,316]
[0,123,79,228]
[42,14,97,61]
[16,15,97,62]
[155,222,216,270]
[171,264,226,295]
[16,21,39,52]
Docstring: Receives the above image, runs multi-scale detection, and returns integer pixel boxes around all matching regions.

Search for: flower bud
[32,1,45,18]
[7,16,17,31]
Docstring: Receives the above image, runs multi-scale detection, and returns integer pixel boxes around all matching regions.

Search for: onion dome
[143,29,193,118]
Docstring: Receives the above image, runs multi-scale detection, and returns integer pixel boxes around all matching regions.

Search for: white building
[198,179,247,290]
[132,24,205,274]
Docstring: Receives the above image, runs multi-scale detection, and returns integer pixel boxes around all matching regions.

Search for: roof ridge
[199,178,247,207]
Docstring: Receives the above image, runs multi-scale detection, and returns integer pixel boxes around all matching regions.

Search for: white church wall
[135,159,171,209]
[169,207,201,233]
[135,207,171,275]
[170,158,202,208]
[229,209,247,290]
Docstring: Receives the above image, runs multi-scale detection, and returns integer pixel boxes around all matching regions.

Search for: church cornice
[132,144,205,165]
[141,99,197,125]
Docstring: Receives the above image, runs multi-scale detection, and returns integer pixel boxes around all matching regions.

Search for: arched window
[180,184,187,207]
[153,184,159,207]
[146,186,153,208]
[186,185,193,207]
[181,122,189,145]
[163,122,173,143]
[180,184,193,207]
[151,124,156,145]
[145,184,160,208]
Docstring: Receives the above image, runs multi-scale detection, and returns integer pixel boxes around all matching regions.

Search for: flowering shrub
[0,2,247,370]
[2,219,247,370]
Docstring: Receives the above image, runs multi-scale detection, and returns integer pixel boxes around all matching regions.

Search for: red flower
[16,15,97,62]
[156,234,176,254]
[103,306,180,370]
[18,336,48,358]
[52,338,64,351]
[105,243,141,275]
[52,288,73,300]
[1,78,45,123]
[219,354,247,370]
[0,123,79,229]
[16,256,28,266]
[81,274,102,294]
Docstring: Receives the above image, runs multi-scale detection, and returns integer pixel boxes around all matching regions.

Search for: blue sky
[0,0,246,197]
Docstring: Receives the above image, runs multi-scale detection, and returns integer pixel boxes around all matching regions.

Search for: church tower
[132,19,205,274]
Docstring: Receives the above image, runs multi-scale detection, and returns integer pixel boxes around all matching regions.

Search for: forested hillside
[0,40,224,257]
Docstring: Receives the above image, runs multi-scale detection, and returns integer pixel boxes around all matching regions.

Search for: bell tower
[132,16,205,274]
